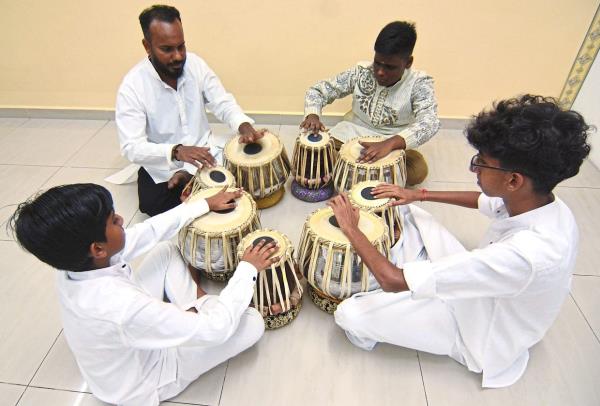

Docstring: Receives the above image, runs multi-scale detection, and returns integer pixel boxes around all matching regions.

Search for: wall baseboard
[0,107,468,130]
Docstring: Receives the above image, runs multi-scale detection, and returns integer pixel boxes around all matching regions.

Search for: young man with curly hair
[328,95,591,387]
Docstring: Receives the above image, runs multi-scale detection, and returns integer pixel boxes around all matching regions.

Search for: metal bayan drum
[290,131,337,202]
[297,207,391,313]
[237,229,305,329]
[333,136,406,193]
[224,131,291,209]
[348,180,403,246]
[178,187,261,281]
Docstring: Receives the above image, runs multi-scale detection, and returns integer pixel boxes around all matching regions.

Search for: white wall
[572,53,600,169]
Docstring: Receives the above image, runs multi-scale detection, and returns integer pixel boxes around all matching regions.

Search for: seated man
[327,95,590,387]
[10,184,278,405]
[116,5,264,216]
[301,21,440,186]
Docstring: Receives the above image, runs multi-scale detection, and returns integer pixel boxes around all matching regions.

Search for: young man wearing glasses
[300,21,439,186]
[327,95,591,388]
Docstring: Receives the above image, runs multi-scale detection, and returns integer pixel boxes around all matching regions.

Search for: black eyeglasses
[469,155,514,173]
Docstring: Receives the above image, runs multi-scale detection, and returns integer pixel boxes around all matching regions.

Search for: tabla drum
[332,136,406,194]
[178,187,261,281]
[297,207,391,313]
[185,166,236,198]
[237,229,305,329]
[290,130,337,202]
[224,131,291,209]
[348,180,403,246]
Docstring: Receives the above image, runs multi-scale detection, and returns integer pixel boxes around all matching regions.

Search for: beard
[149,53,186,80]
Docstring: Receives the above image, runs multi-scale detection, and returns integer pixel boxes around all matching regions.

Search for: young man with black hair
[114,5,265,216]
[301,21,440,186]
[10,184,278,405]
[328,95,591,387]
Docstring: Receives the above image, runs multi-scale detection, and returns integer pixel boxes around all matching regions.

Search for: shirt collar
[65,255,129,281]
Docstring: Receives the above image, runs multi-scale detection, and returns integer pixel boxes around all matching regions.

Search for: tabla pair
[178,187,304,329]
[290,133,407,202]
[298,179,404,313]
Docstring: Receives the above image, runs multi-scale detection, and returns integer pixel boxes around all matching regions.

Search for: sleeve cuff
[235,260,258,281]
[304,105,322,117]
[181,198,210,223]
[167,144,185,170]
[402,131,419,150]
[403,260,437,299]
[231,115,255,133]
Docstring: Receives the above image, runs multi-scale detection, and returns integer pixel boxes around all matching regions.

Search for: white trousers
[131,242,264,405]
[334,205,466,364]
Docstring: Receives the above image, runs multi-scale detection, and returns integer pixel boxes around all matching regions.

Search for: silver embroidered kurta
[304,63,440,150]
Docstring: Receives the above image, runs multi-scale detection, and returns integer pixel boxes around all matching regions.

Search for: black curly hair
[374,21,417,57]
[9,184,114,272]
[139,5,181,41]
[466,95,592,194]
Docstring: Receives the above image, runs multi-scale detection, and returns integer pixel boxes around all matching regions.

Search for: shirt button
[253,276,256,281]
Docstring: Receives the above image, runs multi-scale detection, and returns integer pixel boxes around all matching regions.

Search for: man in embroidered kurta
[327,95,591,387]
[301,21,440,186]
[10,184,279,405]
[116,5,264,216]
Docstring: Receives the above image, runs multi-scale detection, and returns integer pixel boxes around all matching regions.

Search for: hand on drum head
[205,187,243,211]
[241,239,280,272]
[299,114,326,133]
[238,122,267,144]
[176,146,216,168]
[372,183,417,206]
[327,193,360,233]
[357,140,394,164]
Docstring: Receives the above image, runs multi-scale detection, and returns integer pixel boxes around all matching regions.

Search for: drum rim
[338,135,406,168]
[302,207,389,247]
[196,166,236,188]
[348,180,393,210]
[184,188,258,236]
[223,131,284,167]
[296,130,333,148]
[236,228,294,268]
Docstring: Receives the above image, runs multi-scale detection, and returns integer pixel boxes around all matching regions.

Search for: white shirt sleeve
[403,231,538,300]
[120,199,209,262]
[196,58,254,133]
[478,193,507,218]
[115,81,184,172]
[119,261,258,348]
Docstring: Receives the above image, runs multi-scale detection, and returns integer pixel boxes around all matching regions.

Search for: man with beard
[115,5,264,216]
[301,21,440,186]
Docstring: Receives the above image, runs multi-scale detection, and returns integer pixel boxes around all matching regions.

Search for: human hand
[371,183,420,206]
[168,170,192,191]
[205,187,243,211]
[327,193,360,234]
[238,122,267,143]
[175,145,217,168]
[241,239,280,272]
[300,114,325,133]
[357,139,395,164]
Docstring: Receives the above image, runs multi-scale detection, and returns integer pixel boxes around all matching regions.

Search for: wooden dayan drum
[297,207,391,313]
[178,187,261,281]
[237,229,305,329]
[333,136,406,194]
[224,131,291,209]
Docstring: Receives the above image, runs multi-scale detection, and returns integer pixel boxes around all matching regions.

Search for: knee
[241,308,265,346]
[334,298,363,332]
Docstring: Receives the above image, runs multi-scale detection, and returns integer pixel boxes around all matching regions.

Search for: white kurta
[335,194,578,388]
[114,52,254,183]
[304,63,440,149]
[57,200,264,405]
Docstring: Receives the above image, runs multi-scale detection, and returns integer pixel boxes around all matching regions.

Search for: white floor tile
[0,119,107,166]
[17,387,111,406]
[219,300,427,406]
[0,118,28,136]
[66,121,129,169]
[419,129,475,183]
[419,297,600,406]
[0,241,62,384]
[0,383,25,406]
[571,275,600,340]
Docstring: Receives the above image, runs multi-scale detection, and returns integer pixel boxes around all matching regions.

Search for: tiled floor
[1,117,599,406]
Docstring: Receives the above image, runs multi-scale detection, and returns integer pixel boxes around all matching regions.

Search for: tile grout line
[416,351,430,406]
[15,329,63,405]
[217,361,230,406]
[62,119,111,168]
[569,293,600,345]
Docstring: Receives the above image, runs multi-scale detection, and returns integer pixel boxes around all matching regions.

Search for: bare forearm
[422,191,481,209]
[345,228,409,293]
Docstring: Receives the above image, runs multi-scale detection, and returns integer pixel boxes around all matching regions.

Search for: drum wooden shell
[178,187,261,281]
[291,131,337,189]
[297,207,391,312]
[333,136,406,193]
[224,132,291,202]
[348,180,403,246]
[237,229,305,329]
